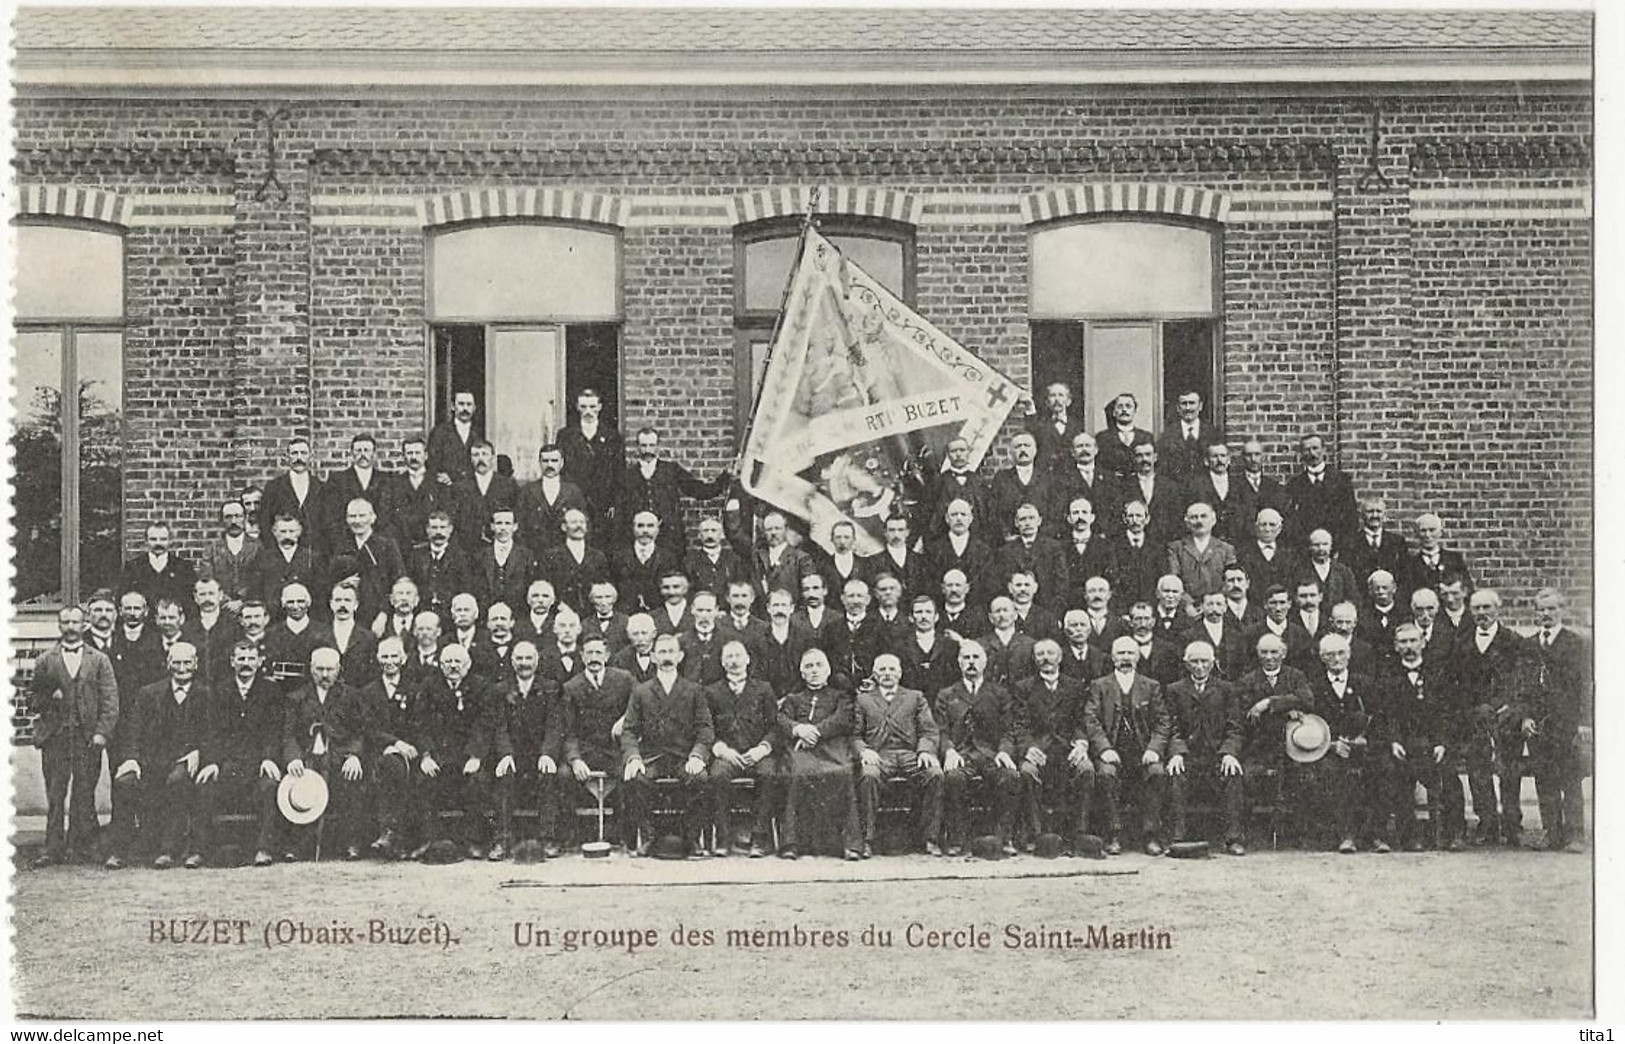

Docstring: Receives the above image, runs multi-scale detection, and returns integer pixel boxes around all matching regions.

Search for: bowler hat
[969,835,1005,860]
[276,771,329,825]
[1073,834,1107,859]
[1167,840,1212,859]
[1286,713,1333,763]
[1033,833,1066,859]
[511,840,548,865]
[651,835,689,861]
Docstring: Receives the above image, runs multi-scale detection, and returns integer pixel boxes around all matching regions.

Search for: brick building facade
[10,7,1593,650]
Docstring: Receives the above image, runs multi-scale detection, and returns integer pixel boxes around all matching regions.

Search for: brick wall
[12,89,1592,632]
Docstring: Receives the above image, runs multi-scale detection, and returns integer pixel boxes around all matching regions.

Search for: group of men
[26,383,1591,868]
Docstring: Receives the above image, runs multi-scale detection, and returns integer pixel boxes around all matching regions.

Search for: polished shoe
[1022,840,1036,854]
[1372,840,1392,854]
[370,832,398,858]
[1445,837,1465,852]
[408,841,434,861]
[1225,842,1246,857]
[466,844,487,861]
[486,843,506,862]
[1404,838,1425,853]
[748,844,767,859]
[344,846,362,861]
[1337,839,1357,855]
[103,854,126,870]
[925,841,943,857]
[1104,840,1123,856]
[1144,840,1164,857]
[183,853,204,869]
[153,854,175,870]
[542,842,561,859]
[712,844,730,858]
[632,841,651,859]
[688,845,710,859]
[946,844,963,857]
[282,850,300,863]
[861,842,874,860]
[844,848,862,861]
[253,850,275,867]
[1000,841,1018,857]
[30,852,61,869]
[778,847,799,860]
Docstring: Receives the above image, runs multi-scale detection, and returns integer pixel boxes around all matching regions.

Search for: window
[1029,218,1220,433]
[733,217,915,439]
[427,222,621,480]
[11,221,126,607]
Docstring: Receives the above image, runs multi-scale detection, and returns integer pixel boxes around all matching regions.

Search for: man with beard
[410,644,506,860]
[620,633,714,857]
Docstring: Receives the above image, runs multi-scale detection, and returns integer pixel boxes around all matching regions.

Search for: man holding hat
[562,635,638,849]
[703,640,780,857]
[620,632,714,857]
[493,640,568,859]
[411,644,507,860]
[1309,633,1388,853]
[1165,640,1247,855]
[282,646,371,860]
[197,640,285,867]
[114,642,213,869]
[1012,639,1093,852]
[1084,636,1174,855]
[935,641,1021,856]
[1236,632,1317,844]
[853,652,943,857]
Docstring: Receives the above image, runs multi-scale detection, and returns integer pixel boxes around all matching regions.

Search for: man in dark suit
[1164,638,1247,854]
[1406,588,1454,660]
[1341,497,1409,595]
[1077,578,1128,656]
[450,440,519,555]
[1021,382,1081,472]
[1094,392,1156,483]
[1236,439,1289,530]
[990,503,1069,614]
[1059,495,1117,611]
[1284,432,1358,553]
[743,512,816,611]
[1186,442,1256,545]
[1326,601,1382,677]
[260,437,325,553]
[197,640,285,866]
[1125,602,1183,685]
[1157,389,1224,484]
[1108,500,1163,608]
[1286,580,1332,673]
[894,595,961,707]
[537,507,612,614]
[979,597,1038,689]
[617,427,730,554]
[250,515,326,619]
[1235,508,1301,603]
[1235,633,1317,842]
[474,507,535,617]
[579,581,630,655]
[922,437,993,544]
[1084,636,1174,855]
[312,581,379,688]
[1452,588,1536,846]
[362,635,424,859]
[704,640,780,857]
[562,636,638,847]
[29,606,120,867]
[517,443,590,555]
[408,511,476,617]
[935,641,1021,855]
[556,386,625,532]
[620,632,714,856]
[121,522,198,620]
[1054,432,1121,541]
[1122,443,1183,547]
[612,511,679,614]
[1247,585,1316,671]
[1307,634,1387,852]
[1059,610,1113,683]
[1222,564,1264,634]
[409,643,506,860]
[182,578,242,686]
[1360,570,1407,654]
[989,433,1062,542]
[684,516,750,603]
[321,433,394,550]
[721,582,776,664]
[937,570,989,645]
[1381,623,1465,850]
[853,652,944,857]
[873,515,927,603]
[427,389,479,487]
[492,640,567,859]
[201,499,260,616]
[1014,640,1093,850]
[678,592,728,686]
[1298,528,1359,612]
[1403,513,1474,600]
[384,435,441,553]
[754,589,817,699]
[1528,588,1590,853]
[105,592,164,869]
[264,583,322,693]
[113,642,212,869]
[925,497,994,608]
[828,579,888,689]
[281,646,372,860]
[327,496,405,629]
[1186,591,1250,682]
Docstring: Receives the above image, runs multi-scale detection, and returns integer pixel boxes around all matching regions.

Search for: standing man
[990,503,1069,614]
[1404,513,1474,599]
[557,387,625,533]
[1094,392,1156,483]
[1284,432,1358,552]
[537,507,611,614]
[1452,588,1535,847]
[749,511,818,613]
[29,605,119,867]
[259,437,326,552]
[322,433,393,550]
[1236,439,1289,527]
[620,633,714,856]
[1297,528,1359,611]
[854,652,944,857]
[475,507,535,617]
[1157,389,1223,483]
[427,390,480,487]
[121,523,199,619]
[1108,501,1164,608]
[617,428,731,555]
[201,499,260,617]
[384,435,442,553]
[684,516,750,603]
[516,443,588,555]
[1055,435,1120,542]
[1341,497,1409,595]
[1381,622,1463,851]
[451,439,520,554]
[1528,588,1590,853]
[408,511,475,617]
[1060,497,1116,612]
[329,498,405,628]
[1187,442,1255,544]
[249,515,325,617]
[1236,508,1301,602]
[988,432,1059,541]
[923,436,993,543]
[1024,382,1084,475]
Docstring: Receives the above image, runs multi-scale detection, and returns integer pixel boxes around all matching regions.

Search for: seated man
[703,640,780,857]
[1165,640,1247,855]
[280,646,370,861]
[410,644,506,860]
[776,647,861,860]
[562,636,639,849]
[198,640,285,867]
[1084,636,1174,856]
[1236,632,1317,845]
[114,642,213,869]
[494,640,567,859]
[1381,622,1465,851]
[935,641,1020,856]
[620,632,714,857]
[1309,633,1389,853]
[853,653,943,857]
[362,635,425,859]
[1013,639,1094,850]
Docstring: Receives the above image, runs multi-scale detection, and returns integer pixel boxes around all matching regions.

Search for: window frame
[731,215,917,441]
[11,217,128,609]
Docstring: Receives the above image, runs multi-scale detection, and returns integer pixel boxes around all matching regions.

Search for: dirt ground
[10,843,1591,1021]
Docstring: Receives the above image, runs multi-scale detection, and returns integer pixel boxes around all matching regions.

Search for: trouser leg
[1070,760,1095,839]
[1498,749,1526,840]
[917,764,945,846]
[40,733,71,856]
[621,773,650,848]
[1220,770,1246,844]
[109,751,141,857]
[374,752,412,839]
[1465,750,1499,838]
[1139,763,1166,840]
[711,758,744,847]
[943,768,968,847]
[68,739,104,856]
[1096,760,1121,839]
[858,765,882,843]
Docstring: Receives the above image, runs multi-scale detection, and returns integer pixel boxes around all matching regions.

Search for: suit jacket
[753,620,818,697]
[408,543,477,615]
[828,615,890,687]
[1529,627,1592,738]
[1079,611,1129,655]
[475,541,536,616]
[1131,635,1183,685]
[29,644,119,746]
[678,629,728,686]
[1059,642,1112,685]
[1012,605,1061,645]
[1248,620,1317,674]
[853,685,940,755]
[1234,471,1288,527]
[129,678,214,772]
[536,541,612,614]
[750,543,818,607]
[208,673,285,768]
[1166,536,1237,604]
[1310,670,1378,745]
[1165,676,1243,761]
[1185,471,1258,545]
[328,532,406,626]
[816,549,871,600]
[1084,672,1172,757]
[181,615,243,690]
[426,420,477,485]
[988,467,1062,540]
[580,611,631,654]
[557,422,625,526]
[1157,419,1226,483]
[321,467,396,550]
[383,471,443,551]
[1026,411,1088,476]
[1284,468,1358,551]
[1232,665,1315,761]
[622,673,715,764]
[201,536,262,606]
[1013,673,1088,753]
[282,680,370,764]
[121,552,199,618]
[470,633,519,686]
[924,534,994,606]
[616,459,728,553]
[1107,534,1164,607]
[940,604,990,645]
[250,544,327,617]
[989,536,1070,612]
[1380,658,1456,753]
[922,468,993,542]
[1123,472,1185,545]
[1183,617,1252,682]
[263,620,322,691]
[450,473,521,553]
[979,629,1037,688]
[1403,548,1473,600]
[705,677,778,753]
[1296,559,1359,613]
[563,667,637,765]
[1340,529,1410,593]
[1450,626,1533,729]
[515,478,588,553]
[1060,533,1117,609]
[1094,425,1156,482]
[412,673,503,765]
[1053,467,1122,540]
[719,613,775,663]
[934,679,1015,760]
[870,547,928,602]
[611,544,679,614]
[360,673,424,752]
[1235,542,1303,602]
[892,631,961,702]
[259,472,325,552]
[503,674,567,764]
[683,546,751,602]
